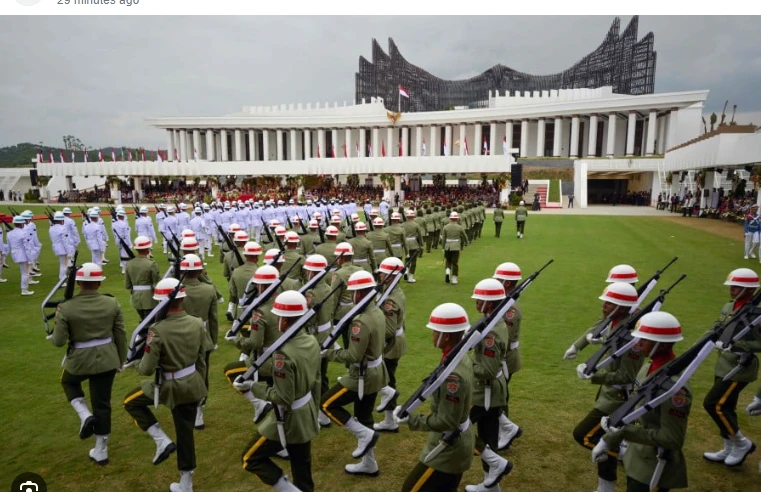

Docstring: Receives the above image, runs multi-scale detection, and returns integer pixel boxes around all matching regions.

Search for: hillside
[0,142,145,167]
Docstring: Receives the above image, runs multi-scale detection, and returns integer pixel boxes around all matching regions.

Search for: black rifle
[155,203,168,219]
[114,229,136,261]
[41,250,79,335]
[9,206,19,217]
[1,220,12,233]
[583,274,687,376]
[44,210,55,225]
[299,219,309,236]
[365,211,374,231]
[131,203,140,215]
[79,206,91,223]
[345,211,357,238]
[214,222,244,267]
[375,250,417,307]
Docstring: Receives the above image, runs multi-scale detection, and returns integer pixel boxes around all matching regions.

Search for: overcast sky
[1,15,759,149]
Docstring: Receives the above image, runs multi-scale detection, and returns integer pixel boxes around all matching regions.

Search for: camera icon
[12,473,47,492]
[20,481,39,492]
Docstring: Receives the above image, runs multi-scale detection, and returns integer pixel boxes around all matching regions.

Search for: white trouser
[206,237,213,252]
[745,232,760,256]
[58,254,68,280]
[91,250,103,266]
[20,262,29,290]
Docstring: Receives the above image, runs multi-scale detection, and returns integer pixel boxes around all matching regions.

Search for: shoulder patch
[274,353,286,371]
[484,334,495,348]
[351,322,362,335]
[446,380,459,394]
[671,392,686,408]
[506,309,515,320]
[331,273,338,284]
[146,329,155,346]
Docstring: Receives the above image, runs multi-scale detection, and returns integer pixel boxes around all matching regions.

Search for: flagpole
[398,91,400,113]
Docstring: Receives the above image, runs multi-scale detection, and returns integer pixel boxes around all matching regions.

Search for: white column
[290,129,297,161]
[657,116,667,154]
[276,129,284,161]
[167,130,175,162]
[429,126,437,156]
[220,129,228,162]
[331,128,338,158]
[520,119,528,158]
[262,129,269,161]
[317,129,326,158]
[233,129,241,161]
[536,118,546,157]
[206,131,215,161]
[345,128,352,158]
[192,130,200,161]
[174,130,180,160]
[179,130,188,162]
[372,127,379,157]
[665,108,678,153]
[386,127,393,156]
[445,125,452,156]
[588,114,598,157]
[553,117,562,157]
[606,114,617,156]
[646,110,657,156]
[626,111,637,156]
[402,127,409,157]
[489,122,497,157]
[573,160,589,208]
[359,128,366,158]
[304,129,312,159]
[505,121,514,155]
[458,124,466,156]
[133,177,142,200]
[415,126,422,157]
[248,130,255,161]
[474,124,482,156]
[570,116,580,157]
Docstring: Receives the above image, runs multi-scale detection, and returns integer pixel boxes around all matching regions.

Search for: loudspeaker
[726,169,735,180]
[29,169,38,187]
[511,164,523,188]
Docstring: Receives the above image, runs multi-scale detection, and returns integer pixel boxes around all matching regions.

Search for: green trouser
[123,388,199,471]
[504,374,513,417]
[470,405,500,471]
[384,358,399,408]
[321,383,377,428]
[425,234,433,253]
[61,369,116,435]
[137,308,153,320]
[402,461,463,492]
[494,222,502,237]
[703,377,749,438]
[477,221,483,238]
[572,408,619,481]
[432,230,440,249]
[445,251,460,276]
[242,433,313,491]
[516,221,525,234]
[627,476,669,492]
[407,250,419,274]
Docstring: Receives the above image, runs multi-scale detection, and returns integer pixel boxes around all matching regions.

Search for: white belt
[353,258,368,263]
[353,356,383,369]
[612,384,633,391]
[132,285,152,291]
[391,243,401,247]
[495,370,504,380]
[373,249,386,253]
[291,391,313,410]
[446,239,460,242]
[163,364,196,380]
[510,341,520,350]
[317,321,332,333]
[340,301,353,306]
[72,337,112,349]
[395,327,404,337]
[405,237,416,241]
[458,419,470,433]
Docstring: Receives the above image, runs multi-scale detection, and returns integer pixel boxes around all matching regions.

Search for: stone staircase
[526,181,562,209]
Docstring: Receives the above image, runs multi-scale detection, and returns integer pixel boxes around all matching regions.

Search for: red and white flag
[398,139,402,157]
[128,150,133,162]
[84,151,89,163]
[331,145,336,158]
[422,138,427,156]
[317,145,321,158]
[443,138,449,157]
[157,150,163,163]
[98,149,104,162]
[37,150,42,163]
[193,148,198,161]
[71,151,75,162]
[174,149,179,161]
[343,144,347,158]
[141,149,145,161]
[483,137,488,155]
[398,85,410,98]
[502,136,508,155]
[59,151,65,163]
[367,143,372,156]
[355,141,359,157]
[381,141,386,157]
[464,138,470,156]
[111,149,117,162]
[49,151,55,163]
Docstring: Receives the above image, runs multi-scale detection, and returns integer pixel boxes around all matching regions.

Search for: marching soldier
[189,207,208,263]
[386,212,407,261]
[493,262,524,450]
[0,222,7,284]
[282,231,305,283]
[349,221,377,274]
[328,242,362,346]
[307,219,322,249]
[7,215,36,294]
[218,223,240,265]
[136,206,158,244]
[123,277,211,492]
[572,282,643,492]
[178,253,220,430]
[703,268,759,467]
[50,211,74,280]
[156,204,168,253]
[432,206,443,250]
[62,207,81,254]
[441,211,469,285]
[229,241,262,322]
[21,210,43,275]
[395,303,474,492]
[374,257,407,432]
[321,270,388,477]
[331,216,347,243]
[465,279,513,492]
[493,205,504,238]
[748,386,761,415]
[606,264,639,285]
[112,210,132,274]
[84,209,107,266]
[234,290,321,492]
[223,230,248,282]
[424,208,435,253]
[125,236,160,320]
[164,206,180,246]
[593,312,691,492]
[401,210,424,283]
[367,217,393,266]
[514,201,528,239]
[49,262,126,465]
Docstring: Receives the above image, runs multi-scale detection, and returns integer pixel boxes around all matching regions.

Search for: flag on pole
[317,145,321,158]
[443,138,449,157]
[422,138,427,156]
[464,138,469,156]
[398,139,402,157]
[174,149,179,161]
[381,141,386,157]
[141,149,146,161]
[157,150,163,163]
[331,145,336,158]
[367,143,372,157]
[84,150,89,163]
[71,151,75,162]
[111,149,117,162]
[36,150,42,163]
[483,137,488,155]
[128,149,133,162]
[49,151,55,163]
[98,149,103,162]
[502,136,508,155]
[343,144,347,158]
[59,151,65,163]
[194,148,199,161]
[398,85,410,98]
[355,141,359,157]
[121,148,125,161]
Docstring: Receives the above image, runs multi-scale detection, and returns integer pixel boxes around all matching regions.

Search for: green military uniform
[493,207,505,238]
[52,290,126,438]
[329,262,363,341]
[572,317,645,483]
[401,218,424,276]
[307,230,322,249]
[218,236,232,264]
[477,204,485,238]
[123,310,211,472]
[349,235,377,274]
[366,227,393,265]
[414,211,428,251]
[386,221,408,260]
[304,277,337,400]
[322,303,388,428]
[299,232,316,257]
[183,275,219,409]
[343,223,356,241]
[230,262,258,318]
[424,210,435,253]
[401,357,474,492]
[704,299,760,438]
[242,330,320,492]
[282,249,305,283]
[503,303,522,417]
[461,207,472,242]
[432,208,444,250]
[381,283,406,410]
[223,247,244,281]
[315,240,337,266]
[125,256,160,319]
[515,205,528,237]
[469,319,509,454]
[604,360,692,491]
[440,221,468,279]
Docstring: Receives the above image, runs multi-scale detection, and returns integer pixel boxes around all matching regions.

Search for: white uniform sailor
[8,215,36,295]
[112,210,132,273]
[163,206,180,243]
[177,203,191,230]
[83,210,107,266]
[189,207,208,261]
[62,207,81,254]
[0,221,9,283]
[156,204,168,253]
[50,211,75,280]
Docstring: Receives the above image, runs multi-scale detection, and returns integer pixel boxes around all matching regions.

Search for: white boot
[373,410,399,433]
[318,410,331,428]
[345,417,379,458]
[169,470,193,492]
[465,483,501,492]
[272,475,301,491]
[146,423,176,465]
[497,414,522,451]
[21,290,34,295]
[71,397,97,439]
[725,431,756,467]
[88,434,109,466]
[407,273,416,283]
[451,276,458,285]
[195,405,205,430]
[480,445,512,488]
[244,391,271,423]
[595,477,615,492]
[226,302,235,321]
[703,438,732,462]
[344,447,379,476]
[375,386,398,412]
[445,267,451,283]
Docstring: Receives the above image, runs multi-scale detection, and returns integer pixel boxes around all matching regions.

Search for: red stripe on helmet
[637,325,682,335]
[610,272,637,279]
[496,269,521,277]
[429,315,468,325]
[731,276,759,283]
[273,302,305,311]
[305,260,327,268]
[348,277,374,287]
[605,291,638,302]
[155,287,184,296]
[77,270,103,277]
[474,288,505,296]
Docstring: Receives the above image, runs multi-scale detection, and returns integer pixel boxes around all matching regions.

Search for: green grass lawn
[0,205,759,491]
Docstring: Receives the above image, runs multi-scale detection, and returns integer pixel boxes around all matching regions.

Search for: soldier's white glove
[225,333,237,342]
[217,297,225,304]
[320,349,329,358]
[46,334,54,341]
[563,345,578,360]
[601,416,622,434]
[213,344,218,351]
[591,439,609,463]
[715,341,733,352]
[233,375,254,392]
[576,363,593,380]
[747,396,761,416]
[586,333,604,345]
[392,406,409,425]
